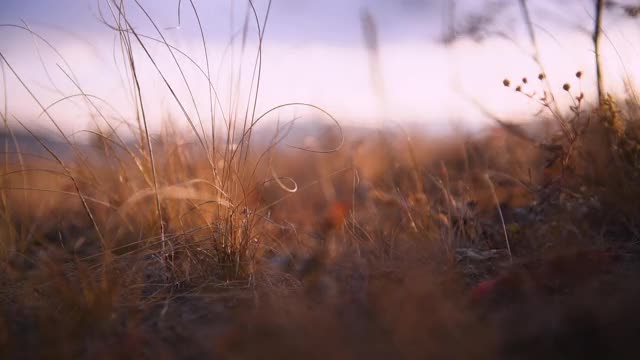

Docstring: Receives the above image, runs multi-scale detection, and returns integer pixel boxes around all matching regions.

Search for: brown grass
[1,104,640,358]
[2,2,640,358]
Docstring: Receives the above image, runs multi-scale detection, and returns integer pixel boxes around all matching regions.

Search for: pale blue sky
[1,0,639,136]
[0,0,456,47]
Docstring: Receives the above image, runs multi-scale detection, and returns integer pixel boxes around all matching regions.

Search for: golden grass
[1,105,640,358]
[1,1,640,358]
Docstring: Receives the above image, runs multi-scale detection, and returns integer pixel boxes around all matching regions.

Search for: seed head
[563,83,571,91]
[503,79,511,87]
[575,71,582,79]
[538,73,546,80]
[515,85,522,92]
[522,77,528,84]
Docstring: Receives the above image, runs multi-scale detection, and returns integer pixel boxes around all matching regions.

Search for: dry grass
[2,107,640,358]
[2,1,640,358]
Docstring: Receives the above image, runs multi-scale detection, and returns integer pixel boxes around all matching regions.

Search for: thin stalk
[594,0,605,105]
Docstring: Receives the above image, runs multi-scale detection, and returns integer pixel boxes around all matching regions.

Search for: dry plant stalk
[483,173,512,264]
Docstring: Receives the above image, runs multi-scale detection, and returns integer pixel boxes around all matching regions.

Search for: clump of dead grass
[1,1,640,359]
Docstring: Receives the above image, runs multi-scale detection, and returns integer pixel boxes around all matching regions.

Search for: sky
[1,0,640,139]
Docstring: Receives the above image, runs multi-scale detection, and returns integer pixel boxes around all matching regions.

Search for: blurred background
[1,0,639,137]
